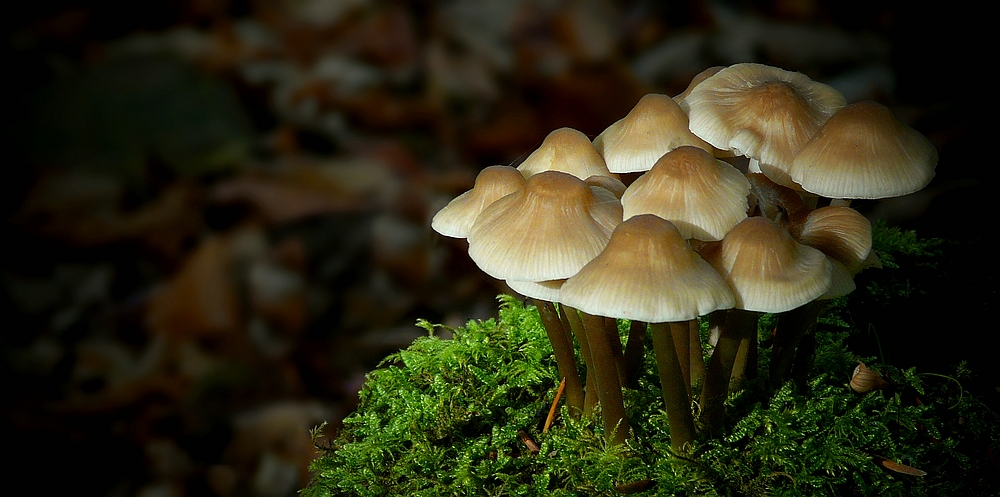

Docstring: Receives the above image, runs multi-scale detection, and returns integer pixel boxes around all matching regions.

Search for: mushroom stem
[650,322,698,452]
[562,305,599,418]
[536,300,585,417]
[730,321,758,391]
[604,317,627,387]
[567,308,631,445]
[768,301,825,387]
[689,320,706,390]
[699,308,759,434]
[623,320,647,388]
[671,320,692,399]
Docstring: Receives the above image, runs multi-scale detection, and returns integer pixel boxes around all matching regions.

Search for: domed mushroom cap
[787,100,938,199]
[621,146,750,241]
[516,127,616,180]
[559,214,735,323]
[700,216,833,313]
[431,165,525,238]
[593,94,713,173]
[684,63,846,186]
[468,170,622,281]
[790,205,872,273]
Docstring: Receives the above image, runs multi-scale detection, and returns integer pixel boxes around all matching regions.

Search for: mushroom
[430,165,524,239]
[468,170,622,416]
[560,214,734,449]
[787,100,938,202]
[683,63,846,190]
[768,205,874,385]
[516,127,618,180]
[698,216,833,432]
[621,146,750,241]
[592,94,713,174]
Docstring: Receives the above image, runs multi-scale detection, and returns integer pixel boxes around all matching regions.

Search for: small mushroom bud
[850,361,890,393]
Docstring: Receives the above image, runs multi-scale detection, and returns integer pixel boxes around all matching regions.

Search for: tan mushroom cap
[621,146,750,241]
[593,94,713,173]
[684,63,846,187]
[559,214,735,323]
[468,170,622,281]
[787,100,938,199]
[699,216,833,313]
[431,165,525,238]
[516,127,617,180]
[790,205,872,273]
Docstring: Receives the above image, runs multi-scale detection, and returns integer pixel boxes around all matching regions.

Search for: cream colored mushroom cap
[788,100,938,199]
[559,214,734,323]
[700,216,833,313]
[791,205,872,273]
[684,63,846,180]
[431,165,525,238]
[467,170,622,281]
[516,127,616,180]
[593,94,713,173]
[621,146,750,241]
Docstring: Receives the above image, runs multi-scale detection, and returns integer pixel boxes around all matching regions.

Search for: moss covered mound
[305,226,999,496]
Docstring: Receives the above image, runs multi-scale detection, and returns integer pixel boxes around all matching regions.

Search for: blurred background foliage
[2,1,989,496]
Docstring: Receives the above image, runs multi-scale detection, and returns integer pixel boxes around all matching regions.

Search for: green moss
[304,225,998,496]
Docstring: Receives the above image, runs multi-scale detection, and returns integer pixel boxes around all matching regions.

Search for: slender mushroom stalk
[649,321,698,450]
[535,299,585,416]
[698,308,759,432]
[622,320,647,388]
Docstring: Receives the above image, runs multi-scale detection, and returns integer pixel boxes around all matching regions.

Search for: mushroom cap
[559,214,735,323]
[516,127,617,180]
[791,205,873,273]
[787,100,938,199]
[621,146,750,241]
[699,216,833,313]
[431,165,525,238]
[467,170,622,281]
[593,93,713,173]
[684,63,846,186]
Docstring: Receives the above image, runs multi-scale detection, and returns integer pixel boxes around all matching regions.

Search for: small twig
[544,377,566,433]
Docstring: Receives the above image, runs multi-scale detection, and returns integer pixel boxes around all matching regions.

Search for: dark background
[2,1,989,496]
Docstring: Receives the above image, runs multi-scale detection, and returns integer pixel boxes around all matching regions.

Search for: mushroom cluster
[431,62,937,450]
